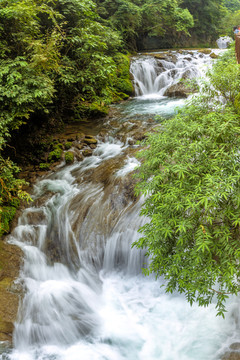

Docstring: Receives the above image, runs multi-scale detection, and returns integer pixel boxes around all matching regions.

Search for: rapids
[1,49,239,360]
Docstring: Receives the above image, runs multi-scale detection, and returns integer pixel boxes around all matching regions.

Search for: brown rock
[73,142,84,150]
[82,149,93,157]
[198,49,212,54]
[164,82,191,98]
[75,153,84,162]
[210,52,218,59]
[221,352,240,360]
[0,241,22,342]
[84,135,98,145]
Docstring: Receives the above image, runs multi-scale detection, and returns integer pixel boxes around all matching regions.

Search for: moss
[64,142,72,150]
[65,151,74,164]
[113,53,134,96]
[75,101,109,119]
[115,79,134,96]
[39,162,50,170]
[48,147,62,162]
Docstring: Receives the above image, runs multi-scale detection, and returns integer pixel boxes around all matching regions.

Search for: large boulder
[164,82,192,98]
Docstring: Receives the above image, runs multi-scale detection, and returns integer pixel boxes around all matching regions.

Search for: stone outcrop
[164,82,192,98]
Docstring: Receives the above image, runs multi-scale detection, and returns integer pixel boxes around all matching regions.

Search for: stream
[1,49,240,360]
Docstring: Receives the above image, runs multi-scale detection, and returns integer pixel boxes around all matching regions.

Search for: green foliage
[134,49,240,315]
[113,53,134,95]
[96,0,194,49]
[0,206,17,234]
[224,0,240,11]
[0,156,31,235]
[39,163,51,170]
[140,0,194,38]
[181,0,227,42]
[64,151,74,164]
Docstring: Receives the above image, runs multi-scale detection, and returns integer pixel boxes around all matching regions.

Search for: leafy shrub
[134,48,240,316]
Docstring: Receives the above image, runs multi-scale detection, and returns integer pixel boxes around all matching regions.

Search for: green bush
[134,48,240,316]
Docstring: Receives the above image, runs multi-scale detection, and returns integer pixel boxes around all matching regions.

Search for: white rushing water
[130,50,213,97]
[1,50,240,360]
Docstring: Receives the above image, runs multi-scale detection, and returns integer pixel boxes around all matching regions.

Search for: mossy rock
[89,102,109,118]
[75,102,109,119]
[114,53,132,77]
[198,49,211,54]
[48,147,63,162]
[82,149,93,157]
[65,151,74,164]
[115,79,134,96]
[84,136,97,145]
[64,142,72,150]
[210,52,218,59]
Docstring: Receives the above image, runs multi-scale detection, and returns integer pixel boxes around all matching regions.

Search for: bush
[134,48,240,316]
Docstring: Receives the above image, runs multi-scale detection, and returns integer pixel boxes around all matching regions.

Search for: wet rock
[73,141,84,150]
[22,209,47,225]
[210,52,218,59]
[198,49,212,54]
[82,149,93,157]
[222,353,240,360]
[74,153,84,162]
[84,135,98,145]
[90,144,97,149]
[133,132,147,141]
[230,344,240,351]
[33,191,55,207]
[164,82,191,98]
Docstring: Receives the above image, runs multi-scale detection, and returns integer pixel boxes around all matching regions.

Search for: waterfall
[130,50,216,97]
[216,36,233,49]
[1,50,239,360]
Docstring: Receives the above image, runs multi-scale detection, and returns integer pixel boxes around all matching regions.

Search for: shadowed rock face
[0,241,22,342]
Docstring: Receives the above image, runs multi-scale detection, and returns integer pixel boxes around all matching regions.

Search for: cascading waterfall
[1,50,240,360]
[130,50,215,97]
[216,36,233,49]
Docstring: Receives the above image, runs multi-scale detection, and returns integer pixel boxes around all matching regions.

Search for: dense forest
[1,0,240,288]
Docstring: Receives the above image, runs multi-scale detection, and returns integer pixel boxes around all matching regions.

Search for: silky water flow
[1,50,240,360]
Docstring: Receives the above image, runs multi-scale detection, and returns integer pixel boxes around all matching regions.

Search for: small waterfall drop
[217,36,233,49]
[130,50,216,98]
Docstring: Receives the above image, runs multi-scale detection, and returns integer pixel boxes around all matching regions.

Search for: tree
[134,49,240,316]
[181,0,227,41]
[0,0,128,234]
[95,0,194,50]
